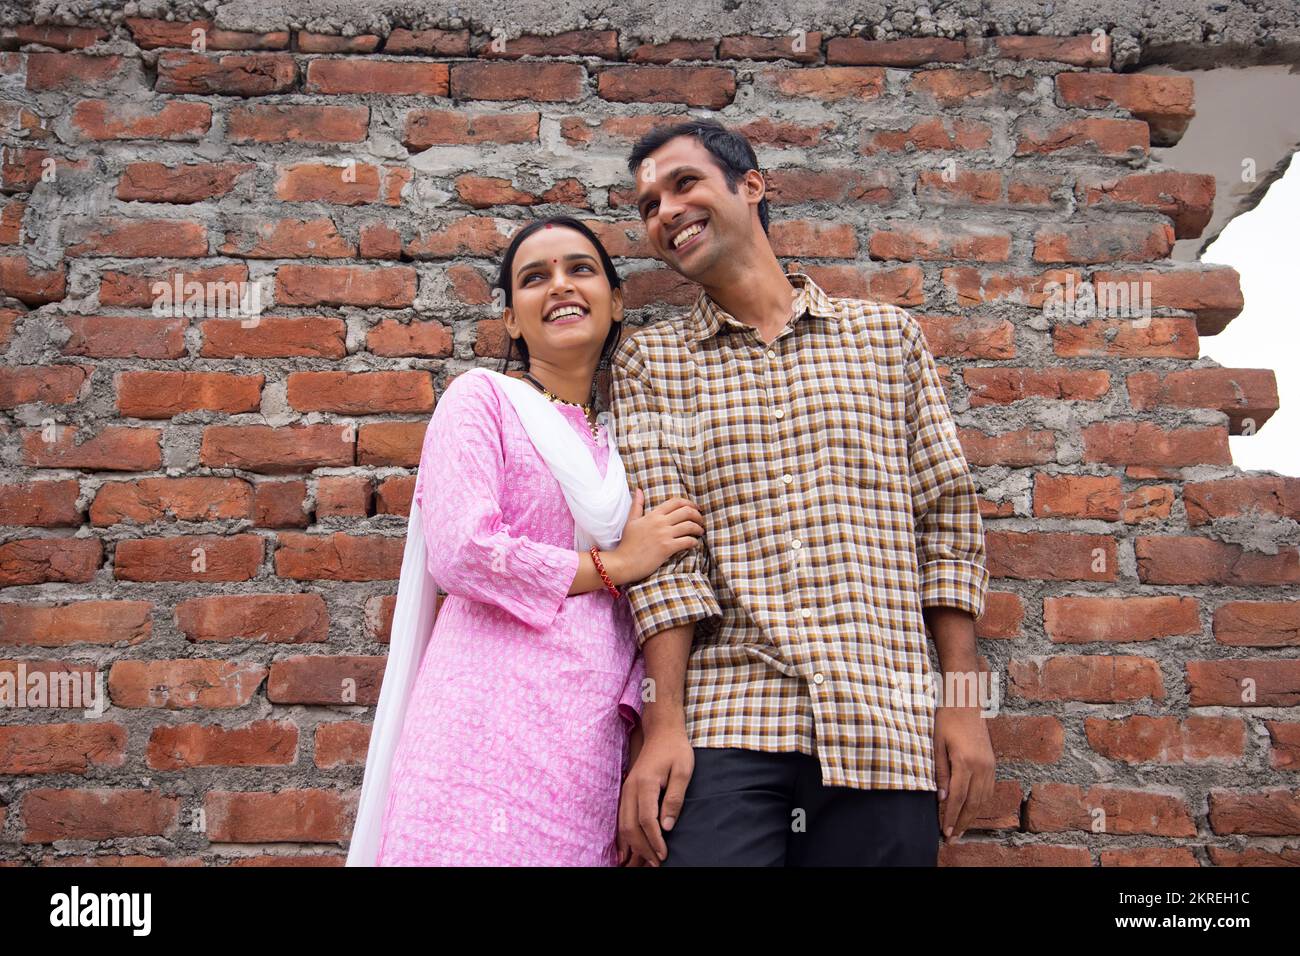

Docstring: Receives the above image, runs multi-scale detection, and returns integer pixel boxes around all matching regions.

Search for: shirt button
[782,473,793,484]
[791,539,802,550]
[773,408,785,419]
[767,350,777,360]
[813,672,825,685]
[801,608,812,619]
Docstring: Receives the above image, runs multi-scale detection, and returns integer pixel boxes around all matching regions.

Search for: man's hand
[933,704,995,844]
[616,724,694,865]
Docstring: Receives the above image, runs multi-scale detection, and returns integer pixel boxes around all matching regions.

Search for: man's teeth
[672,222,704,249]
[545,306,586,322]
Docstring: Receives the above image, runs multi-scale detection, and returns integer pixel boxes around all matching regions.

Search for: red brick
[199,316,347,359]
[827,37,967,65]
[156,52,296,96]
[963,366,1109,406]
[267,654,386,703]
[305,58,448,96]
[764,168,896,205]
[480,29,616,59]
[1009,655,1164,702]
[986,530,1116,581]
[359,223,402,259]
[21,424,160,471]
[915,169,1003,205]
[204,789,353,842]
[0,724,127,774]
[99,263,247,308]
[760,66,883,100]
[108,658,266,708]
[1026,782,1195,835]
[383,28,471,56]
[316,475,372,517]
[296,33,381,54]
[1187,659,1300,707]
[70,99,211,141]
[274,162,408,206]
[1056,72,1195,145]
[870,223,1011,262]
[0,600,144,646]
[1052,317,1198,359]
[405,216,515,258]
[719,33,820,63]
[116,162,252,203]
[273,534,403,582]
[356,421,426,466]
[627,40,717,64]
[0,364,91,408]
[254,481,309,528]
[1082,421,1230,468]
[1085,715,1244,764]
[987,715,1064,763]
[25,53,142,92]
[941,844,1092,866]
[1208,789,1300,835]
[988,34,1111,67]
[116,370,263,418]
[908,69,995,107]
[228,104,369,143]
[89,477,253,525]
[0,255,65,304]
[1127,368,1277,435]
[199,424,354,473]
[66,218,207,257]
[1100,846,1199,866]
[403,109,539,151]
[1140,536,1300,587]
[1015,117,1149,158]
[147,719,297,769]
[126,18,288,50]
[1213,601,1300,648]
[1092,267,1244,336]
[219,218,356,258]
[14,24,109,50]
[450,61,585,101]
[366,319,454,358]
[174,593,328,643]
[0,479,82,528]
[1044,594,1200,643]
[860,116,993,154]
[113,534,264,582]
[1033,222,1174,263]
[1032,473,1123,519]
[1266,721,1300,770]
[953,428,1056,467]
[285,370,434,413]
[58,317,187,359]
[315,721,370,768]
[1076,171,1215,238]
[22,789,178,842]
[275,264,417,308]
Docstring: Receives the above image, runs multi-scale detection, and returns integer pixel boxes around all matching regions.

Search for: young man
[609,120,995,866]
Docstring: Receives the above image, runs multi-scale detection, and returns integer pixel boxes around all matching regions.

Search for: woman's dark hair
[626,118,770,235]
[494,216,624,381]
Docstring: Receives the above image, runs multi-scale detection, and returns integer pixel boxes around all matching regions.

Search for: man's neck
[700,256,799,342]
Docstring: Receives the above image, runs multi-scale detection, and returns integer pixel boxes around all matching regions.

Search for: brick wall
[0,18,1297,866]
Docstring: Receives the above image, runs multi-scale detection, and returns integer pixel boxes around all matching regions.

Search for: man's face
[632,135,760,283]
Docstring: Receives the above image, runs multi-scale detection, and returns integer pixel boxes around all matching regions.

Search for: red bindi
[544,224,553,229]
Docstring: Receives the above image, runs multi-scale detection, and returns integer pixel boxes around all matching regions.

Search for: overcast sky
[1200,160,1299,478]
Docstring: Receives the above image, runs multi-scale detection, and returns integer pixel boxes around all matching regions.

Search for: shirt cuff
[919,557,989,620]
[623,568,721,647]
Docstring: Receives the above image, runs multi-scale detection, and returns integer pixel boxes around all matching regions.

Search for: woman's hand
[607,489,703,583]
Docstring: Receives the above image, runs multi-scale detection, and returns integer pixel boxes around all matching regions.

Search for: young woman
[346,216,704,866]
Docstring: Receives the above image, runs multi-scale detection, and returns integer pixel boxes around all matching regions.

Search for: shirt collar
[689,271,837,344]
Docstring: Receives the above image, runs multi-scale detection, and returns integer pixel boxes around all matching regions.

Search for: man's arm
[609,333,722,645]
[902,308,994,844]
[610,333,716,863]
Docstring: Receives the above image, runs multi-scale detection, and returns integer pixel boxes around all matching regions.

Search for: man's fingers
[941,766,972,841]
[637,777,668,861]
[660,757,692,833]
[620,781,654,863]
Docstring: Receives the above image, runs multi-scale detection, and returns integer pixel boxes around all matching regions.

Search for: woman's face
[502,226,622,368]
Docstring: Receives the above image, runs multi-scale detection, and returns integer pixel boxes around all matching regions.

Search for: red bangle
[589,547,620,599]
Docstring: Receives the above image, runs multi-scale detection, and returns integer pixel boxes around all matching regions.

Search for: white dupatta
[345,367,633,866]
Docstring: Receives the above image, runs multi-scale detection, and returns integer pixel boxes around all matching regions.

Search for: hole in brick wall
[1152,64,1300,477]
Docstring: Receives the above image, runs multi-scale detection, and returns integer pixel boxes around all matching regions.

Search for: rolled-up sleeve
[416,371,579,631]
[901,310,989,620]
[617,648,645,729]
[610,334,721,645]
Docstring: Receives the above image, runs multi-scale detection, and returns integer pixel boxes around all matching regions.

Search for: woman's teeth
[545,306,587,323]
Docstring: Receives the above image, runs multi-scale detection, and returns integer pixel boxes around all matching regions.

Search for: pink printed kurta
[377,369,644,867]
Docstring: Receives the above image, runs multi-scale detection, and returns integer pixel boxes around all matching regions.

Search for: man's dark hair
[626,119,770,235]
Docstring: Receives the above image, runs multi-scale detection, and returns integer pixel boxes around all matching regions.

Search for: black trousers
[660,747,941,866]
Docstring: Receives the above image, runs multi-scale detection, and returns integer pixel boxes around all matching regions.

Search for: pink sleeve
[414,371,580,631]
[617,645,646,729]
